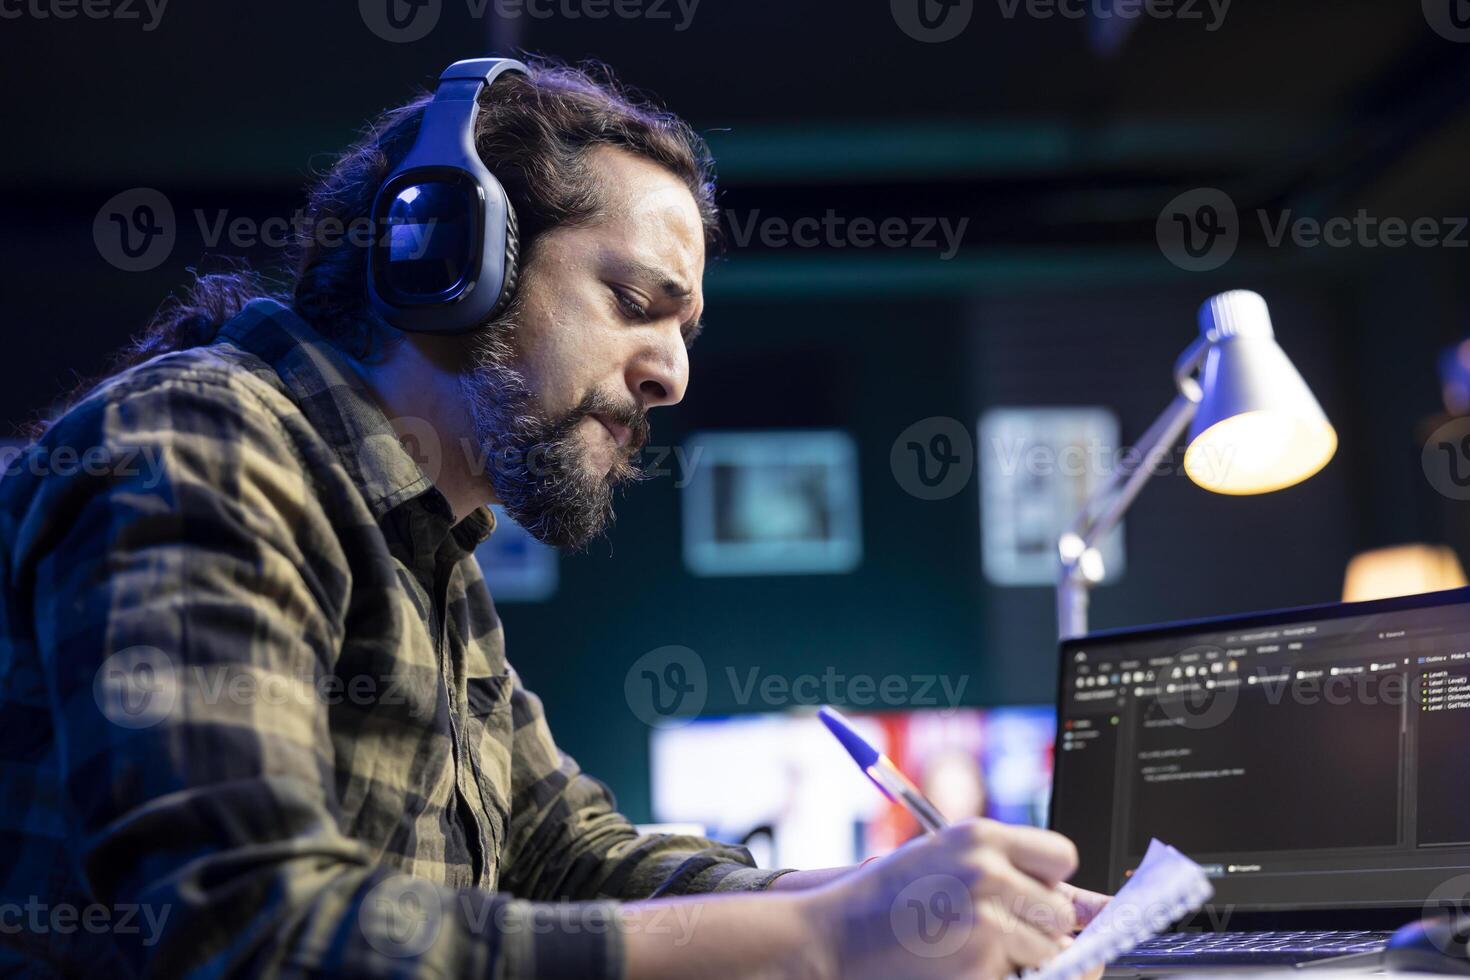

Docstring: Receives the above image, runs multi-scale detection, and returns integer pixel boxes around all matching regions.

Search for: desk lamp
[1057,290,1337,639]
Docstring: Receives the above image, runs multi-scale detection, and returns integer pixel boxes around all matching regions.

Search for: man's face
[460,145,706,549]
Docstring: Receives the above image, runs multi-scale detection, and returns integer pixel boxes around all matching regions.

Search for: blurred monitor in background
[649,706,1054,869]
[680,431,862,577]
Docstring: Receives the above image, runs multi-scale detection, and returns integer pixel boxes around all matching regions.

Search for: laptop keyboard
[1111,930,1392,967]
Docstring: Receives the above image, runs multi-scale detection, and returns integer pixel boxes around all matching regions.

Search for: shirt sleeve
[12,372,624,979]
[498,676,795,902]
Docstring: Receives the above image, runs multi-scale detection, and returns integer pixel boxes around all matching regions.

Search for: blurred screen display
[978,407,1123,586]
[650,706,1054,869]
[681,430,862,576]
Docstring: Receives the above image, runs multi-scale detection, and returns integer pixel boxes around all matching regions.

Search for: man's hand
[804,818,1084,980]
[621,822,1113,979]
[1059,880,1112,930]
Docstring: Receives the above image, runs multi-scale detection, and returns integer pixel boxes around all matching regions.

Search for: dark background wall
[4,0,1470,822]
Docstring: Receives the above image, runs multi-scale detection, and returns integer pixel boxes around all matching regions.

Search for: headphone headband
[439,57,528,85]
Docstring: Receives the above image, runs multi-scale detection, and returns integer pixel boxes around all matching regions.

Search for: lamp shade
[1182,290,1338,494]
[1342,544,1468,603]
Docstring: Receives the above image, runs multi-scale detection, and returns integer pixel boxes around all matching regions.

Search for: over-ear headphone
[368,58,528,335]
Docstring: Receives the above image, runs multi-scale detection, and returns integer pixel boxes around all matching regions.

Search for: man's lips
[592,413,633,449]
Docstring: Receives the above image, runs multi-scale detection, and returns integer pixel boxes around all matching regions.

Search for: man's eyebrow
[615,258,695,299]
[613,258,704,342]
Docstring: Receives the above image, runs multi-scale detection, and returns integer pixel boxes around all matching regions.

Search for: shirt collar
[217,298,496,554]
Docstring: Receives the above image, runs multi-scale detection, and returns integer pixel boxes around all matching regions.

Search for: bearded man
[0,58,1100,978]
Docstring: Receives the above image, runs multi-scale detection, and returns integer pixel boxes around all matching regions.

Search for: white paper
[1027,839,1214,980]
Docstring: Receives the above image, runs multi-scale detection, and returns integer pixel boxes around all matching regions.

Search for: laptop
[1049,587,1470,973]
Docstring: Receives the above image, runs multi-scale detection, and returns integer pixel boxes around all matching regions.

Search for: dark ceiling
[4,0,1466,210]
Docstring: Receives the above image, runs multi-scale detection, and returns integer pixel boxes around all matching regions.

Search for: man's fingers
[987,822,1080,885]
[975,860,1076,936]
[1058,882,1112,930]
[980,900,1068,972]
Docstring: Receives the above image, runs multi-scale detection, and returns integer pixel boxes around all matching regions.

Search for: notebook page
[1026,839,1215,980]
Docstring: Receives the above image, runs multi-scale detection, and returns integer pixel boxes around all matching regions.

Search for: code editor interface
[1052,596,1470,909]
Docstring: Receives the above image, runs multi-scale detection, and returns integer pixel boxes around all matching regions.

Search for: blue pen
[818,705,949,834]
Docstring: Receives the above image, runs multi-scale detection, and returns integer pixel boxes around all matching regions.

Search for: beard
[458,318,651,550]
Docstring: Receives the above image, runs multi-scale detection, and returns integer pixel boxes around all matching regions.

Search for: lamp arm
[1085,394,1200,553]
[1059,391,1190,549]
[1056,338,1210,641]
[1061,338,1208,546]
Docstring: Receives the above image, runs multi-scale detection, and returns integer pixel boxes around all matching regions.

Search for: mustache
[572,390,651,454]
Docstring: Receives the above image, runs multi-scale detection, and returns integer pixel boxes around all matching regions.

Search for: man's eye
[612,287,650,321]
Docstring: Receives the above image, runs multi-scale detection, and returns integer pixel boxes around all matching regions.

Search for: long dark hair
[84,57,719,401]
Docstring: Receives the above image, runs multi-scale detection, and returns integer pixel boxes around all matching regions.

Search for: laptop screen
[1051,587,1470,914]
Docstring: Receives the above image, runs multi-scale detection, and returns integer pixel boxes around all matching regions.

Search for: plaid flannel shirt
[0,298,787,978]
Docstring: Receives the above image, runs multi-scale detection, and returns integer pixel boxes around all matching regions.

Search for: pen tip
[818,705,880,769]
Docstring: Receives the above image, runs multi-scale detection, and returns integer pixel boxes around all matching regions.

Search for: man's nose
[627,339,688,409]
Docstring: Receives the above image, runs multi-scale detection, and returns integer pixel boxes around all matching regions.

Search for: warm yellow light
[1182,409,1338,495]
[1342,545,1468,603]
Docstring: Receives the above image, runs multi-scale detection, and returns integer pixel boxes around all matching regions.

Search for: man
[0,58,1102,977]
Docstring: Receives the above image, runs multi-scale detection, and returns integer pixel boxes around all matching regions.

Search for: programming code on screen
[1052,593,1470,910]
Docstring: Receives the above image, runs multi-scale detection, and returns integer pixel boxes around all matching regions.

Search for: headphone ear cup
[489,200,520,320]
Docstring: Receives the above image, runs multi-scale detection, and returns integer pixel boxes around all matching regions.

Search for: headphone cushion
[492,199,521,319]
